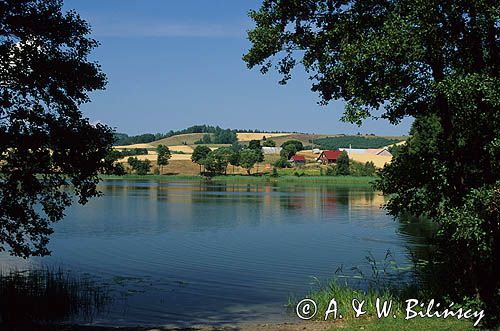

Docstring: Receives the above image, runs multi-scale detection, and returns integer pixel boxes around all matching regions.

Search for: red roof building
[290,154,306,165]
[317,150,342,164]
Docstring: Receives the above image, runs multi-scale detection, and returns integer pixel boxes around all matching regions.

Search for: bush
[274,157,290,168]
[127,157,151,175]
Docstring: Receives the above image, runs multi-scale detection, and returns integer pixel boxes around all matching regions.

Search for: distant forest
[113,125,290,146]
[312,136,401,150]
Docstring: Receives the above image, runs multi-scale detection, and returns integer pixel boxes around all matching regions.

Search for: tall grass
[289,251,421,321]
[0,268,109,325]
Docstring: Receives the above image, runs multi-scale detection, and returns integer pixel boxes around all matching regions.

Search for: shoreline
[99,175,377,186]
[0,321,340,331]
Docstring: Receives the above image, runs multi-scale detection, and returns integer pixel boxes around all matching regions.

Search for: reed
[0,268,109,325]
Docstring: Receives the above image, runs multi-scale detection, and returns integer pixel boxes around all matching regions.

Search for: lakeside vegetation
[0,269,109,325]
[99,174,376,185]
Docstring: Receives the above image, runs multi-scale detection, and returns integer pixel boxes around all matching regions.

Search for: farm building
[289,154,306,165]
[317,150,342,165]
[262,147,282,155]
[339,148,393,157]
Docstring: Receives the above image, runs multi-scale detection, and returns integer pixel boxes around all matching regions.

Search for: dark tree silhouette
[0,0,114,257]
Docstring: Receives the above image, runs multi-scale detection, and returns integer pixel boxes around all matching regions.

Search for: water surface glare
[0,179,428,326]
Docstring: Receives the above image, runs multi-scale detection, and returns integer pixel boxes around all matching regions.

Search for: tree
[228,149,240,174]
[239,149,260,175]
[363,161,376,177]
[280,144,297,160]
[103,150,126,176]
[262,139,276,147]
[244,0,499,320]
[156,144,171,174]
[202,150,230,176]
[336,151,350,176]
[281,140,303,151]
[274,157,290,169]
[0,0,115,258]
[127,157,151,176]
[248,140,262,150]
[247,140,265,162]
[191,145,211,174]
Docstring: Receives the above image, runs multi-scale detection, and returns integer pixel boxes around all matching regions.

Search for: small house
[317,150,342,165]
[290,154,306,166]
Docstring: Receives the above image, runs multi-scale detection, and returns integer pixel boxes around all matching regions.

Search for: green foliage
[262,139,276,147]
[127,157,151,176]
[156,145,171,173]
[312,136,400,150]
[245,0,499,320]
[194,133,213,144]
[113,133,162,146]
[280,144,297,160]
[239,149,260,174]
[194,127,238,144]
[103,150,126,175]
[0,0,114,257]
[270,168,279,178]
[248,140,261,150]
[350,161,376,177]
[247,140,265,162]
[274,157,290,168]
[202,153,225,176]
[325,167,336,176]
[213,127,238,144]
[281,140,303,151]
[336,151,350,176]
[388,144,404,158]
[191,145,211,164]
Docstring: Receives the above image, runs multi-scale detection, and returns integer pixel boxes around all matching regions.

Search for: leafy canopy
[156,144,171,167]
[244,0,499,321]
[0,0,114,257]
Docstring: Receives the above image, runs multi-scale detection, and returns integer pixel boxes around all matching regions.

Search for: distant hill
[114,125,407,150]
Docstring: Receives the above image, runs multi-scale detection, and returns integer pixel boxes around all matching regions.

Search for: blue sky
[64,0,412,136]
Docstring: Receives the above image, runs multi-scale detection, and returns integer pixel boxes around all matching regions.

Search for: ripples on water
[0,179,430,326]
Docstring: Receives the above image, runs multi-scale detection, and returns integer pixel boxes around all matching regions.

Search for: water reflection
[0,179,430,327]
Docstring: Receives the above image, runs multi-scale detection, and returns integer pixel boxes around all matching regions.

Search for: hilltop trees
[156,145,171,174]
[244,0,500,321]
[0,0,115,257]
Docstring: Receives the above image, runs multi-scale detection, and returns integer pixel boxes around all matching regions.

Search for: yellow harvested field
[117,154,157,163]
[168,145,193,153]
[236,133,291,141]
[114,143,154,149]
[348,154,392,168]
[170,154,193,160]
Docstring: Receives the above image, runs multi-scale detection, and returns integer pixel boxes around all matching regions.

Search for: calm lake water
[0,179,430,327]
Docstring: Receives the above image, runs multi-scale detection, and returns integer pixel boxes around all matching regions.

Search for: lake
[0,179,430,327]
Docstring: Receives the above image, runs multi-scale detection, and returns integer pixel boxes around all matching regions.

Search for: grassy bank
[100,174,376,185]
[327,317,476,330]
[296,280,480,330]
